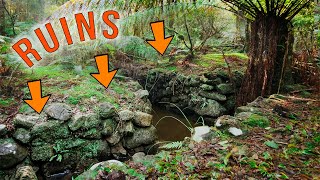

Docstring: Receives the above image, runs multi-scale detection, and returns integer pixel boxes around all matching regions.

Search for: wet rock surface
[0,138,28,169]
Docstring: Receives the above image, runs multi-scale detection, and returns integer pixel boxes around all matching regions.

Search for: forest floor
[79,93,320,180]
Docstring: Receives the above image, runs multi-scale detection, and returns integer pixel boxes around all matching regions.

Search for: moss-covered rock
[217,83,234,94]
[124,126,157,149]
[31,121,70,141]
[199,91,227,101]
[13,128,31,144]
[98,103,116,119]
[68,113,100,131]
[31,143,54,161]
[0,138,28,169]
[45,103,72,121]
[101,119,116,136]
[13,114,44,129]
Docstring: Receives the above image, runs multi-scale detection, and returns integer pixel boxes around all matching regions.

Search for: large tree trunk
[0,2,5,35]
[236,14,293,106]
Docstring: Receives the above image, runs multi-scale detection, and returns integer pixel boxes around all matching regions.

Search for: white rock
[228,127,243,136]
[191,126,211,142]
[90,160,124,170]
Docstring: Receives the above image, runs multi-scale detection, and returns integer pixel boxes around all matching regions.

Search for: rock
[106,131,122,145]
[0,138,28,169]
[31,143,54,161]
[111,143,127,160]
[0,124,7,136]
[192,99,226,117]
[121,121,134,136]
[186,76,200,86]
[133,111,153,127]
[68,113,100,131]
[191,126,214,142]
[101,119,116,136]
[15,166,38,180]
[135,89,149,99]
[217,83,234,94]
[80,128,101,139]
[14,114,43,129]
[228,127,243,136]
[235,106,263,115]
[13,128,31,144]
[98,103,116,118]
[82,140,110,159]
[31,121,69,141]
[132,152,146,163]
[200,84,215,91]
[118,110,134,121]
[45,103,72,121]
[235,112,254,121]
[199,91,227,101]
[124,126,157,149]
[215,115,238,127]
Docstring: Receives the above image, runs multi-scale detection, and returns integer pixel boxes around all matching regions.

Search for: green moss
[0,98,14,107]
[195,53,248,68]
[243,114,270,128]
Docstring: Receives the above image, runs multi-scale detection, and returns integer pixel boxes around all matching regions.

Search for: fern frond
[160,141,183,150]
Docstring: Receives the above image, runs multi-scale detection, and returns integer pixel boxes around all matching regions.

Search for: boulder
[217,83,234,94]
[45,103,72,121]
[0,124,7,136]
[13,128,31,144]
[199,91,227,101]
[111,143,127,160]
[13,114,43,129]
[133,111,153,127]
[98,103,116,119]
[101,119,116,136]
[68,113,100,131]
[192,99,226,117]
[15,166,38,180]
[118,110,134,121]
[0,138,28,169]
[124,126,157,149]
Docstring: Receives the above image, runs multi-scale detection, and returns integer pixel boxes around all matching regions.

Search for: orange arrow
[91,54,118,89]
[24,80,51,114]
[146,21,174,55]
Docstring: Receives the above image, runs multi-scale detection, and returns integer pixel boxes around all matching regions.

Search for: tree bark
[236,14,293,106]
[0,1,5,35]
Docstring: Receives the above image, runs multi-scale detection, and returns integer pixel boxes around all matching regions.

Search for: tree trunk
[236,14,293,106]
[0,2,5,35]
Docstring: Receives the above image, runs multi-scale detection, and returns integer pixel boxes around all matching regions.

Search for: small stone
[199,91,227,101]
[200,84,215,91]
[90,160,124,170]
[15,166,38,180]
[101,119,116,136]
[111,143,127,160]
[133,111,152,127]
[217,83,235,94]
[0,124,7,136]
[132,152,145,163]
[106,131,122,146]
[121,121,134,136]
[191,126,211,142]
[135,89,149,99]
[118,110,134,121]
[13,128,31,144]
[228,127,243,136]
[215,115,238,127]
[98,103,116,118]
[0,138,28,169]
[45,103,72,121]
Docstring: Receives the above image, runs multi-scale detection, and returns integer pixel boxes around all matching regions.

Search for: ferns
[160,141,183,150]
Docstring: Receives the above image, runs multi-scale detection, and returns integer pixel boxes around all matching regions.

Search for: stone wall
[143,68,243,125]
[0,90,157,178]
